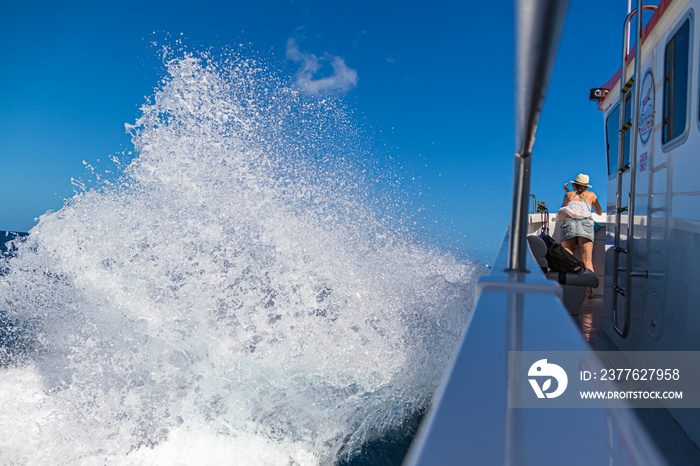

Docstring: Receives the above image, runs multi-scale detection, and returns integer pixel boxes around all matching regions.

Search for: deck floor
[573,298,700,466]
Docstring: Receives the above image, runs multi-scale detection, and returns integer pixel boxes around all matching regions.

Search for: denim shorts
[561,218,594,243]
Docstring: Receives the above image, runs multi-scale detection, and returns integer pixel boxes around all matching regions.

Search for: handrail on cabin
[508,0,569,272]
[612,1,657,338]
[624,5,660,59]
[623,1,658,336]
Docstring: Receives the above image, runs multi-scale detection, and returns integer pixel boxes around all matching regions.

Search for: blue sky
[0,1,654,264]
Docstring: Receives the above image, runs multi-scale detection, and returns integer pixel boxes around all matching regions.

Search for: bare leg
[579,238,595,298]
[579,238,594,271]
[561,237,577,256]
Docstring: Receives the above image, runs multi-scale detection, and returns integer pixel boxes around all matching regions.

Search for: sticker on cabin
[640,152,647,172]
[639,69,655,146]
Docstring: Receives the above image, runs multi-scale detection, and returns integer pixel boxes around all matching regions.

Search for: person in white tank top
[557,173,602,298]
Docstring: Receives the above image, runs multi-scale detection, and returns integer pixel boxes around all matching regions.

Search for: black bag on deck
[544,239,585,273]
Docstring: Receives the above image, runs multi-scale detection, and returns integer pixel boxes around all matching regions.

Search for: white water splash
[0,49,478,465]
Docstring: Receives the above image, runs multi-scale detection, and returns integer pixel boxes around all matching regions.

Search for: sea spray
[0,48,480,464]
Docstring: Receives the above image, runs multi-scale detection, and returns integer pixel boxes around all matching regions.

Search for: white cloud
[285,39,358,94]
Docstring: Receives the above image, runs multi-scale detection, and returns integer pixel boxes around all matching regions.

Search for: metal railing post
[508,0,569,271]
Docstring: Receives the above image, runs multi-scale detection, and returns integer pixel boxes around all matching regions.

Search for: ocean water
[0,49,480,465]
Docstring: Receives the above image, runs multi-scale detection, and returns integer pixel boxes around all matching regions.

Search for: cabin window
[606,102,631,176]
[606,106,619,176]
[663,18,690,145]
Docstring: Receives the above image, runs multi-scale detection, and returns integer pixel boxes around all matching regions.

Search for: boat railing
[404,0,667,463]
[403,232,667,465]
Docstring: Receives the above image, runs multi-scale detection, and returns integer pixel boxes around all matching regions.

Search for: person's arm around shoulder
[591,193,603,216]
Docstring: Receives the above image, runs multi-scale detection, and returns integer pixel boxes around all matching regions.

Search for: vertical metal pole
[612,11,634,331]
[624,0,645,334]
[508,153,532,271]
[613,2,657,337]
[612,4,657,338]
[509,0,569,272]
[627,0,633,52]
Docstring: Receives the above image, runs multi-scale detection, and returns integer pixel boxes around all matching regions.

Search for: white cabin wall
[601,0,698,348]
[601,0,700,448]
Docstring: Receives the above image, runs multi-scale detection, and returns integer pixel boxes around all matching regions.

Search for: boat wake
[0,48,479,465]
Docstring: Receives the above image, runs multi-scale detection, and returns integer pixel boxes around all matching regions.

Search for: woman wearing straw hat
[555,173,603,298]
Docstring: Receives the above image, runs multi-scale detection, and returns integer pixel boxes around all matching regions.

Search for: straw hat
[571,173,591,187]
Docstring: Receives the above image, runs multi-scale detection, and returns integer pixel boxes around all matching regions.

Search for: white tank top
[554,200,591,222]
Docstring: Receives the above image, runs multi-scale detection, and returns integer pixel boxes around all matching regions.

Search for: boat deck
[575,298,617,351]
[573,298,700,466]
